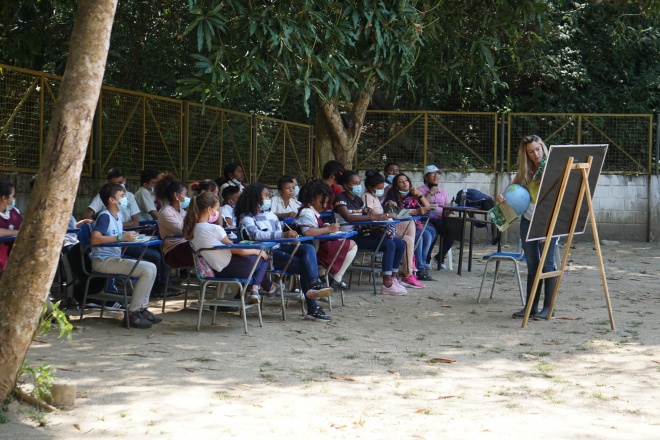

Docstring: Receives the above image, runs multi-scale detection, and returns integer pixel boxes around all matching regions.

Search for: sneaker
[121,310,152,329]
[103,301,126,312]
[400,274,425,289]
[304,306,332,321]
[139,308,163,324]
[381,282,407,296]
[440,263,447,270]
[416,268,434,282]
[265,284,280,298]
[306,281,333,299]
[248,291,261,304]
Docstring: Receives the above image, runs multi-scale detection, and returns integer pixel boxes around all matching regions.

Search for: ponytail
[182,193,219,240]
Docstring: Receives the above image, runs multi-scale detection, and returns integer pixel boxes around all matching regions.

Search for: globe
[504,184,531,216]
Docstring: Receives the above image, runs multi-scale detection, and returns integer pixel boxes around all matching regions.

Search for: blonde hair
[516,135,548,187]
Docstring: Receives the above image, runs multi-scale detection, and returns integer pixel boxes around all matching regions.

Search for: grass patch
[335,336,348,341]
[469,309,479,315]
[373,355,394,366]
[213,391,230,400]
[486,347,505,354]
[260,361,273,368]
[520,351,550,358]
[344,353,359,360]
[260,373,276,382]
[409,352,428,358]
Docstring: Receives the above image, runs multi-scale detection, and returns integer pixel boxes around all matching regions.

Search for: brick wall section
[3,171,658,243]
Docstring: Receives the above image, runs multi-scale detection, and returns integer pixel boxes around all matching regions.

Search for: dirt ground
[3,240,660,439]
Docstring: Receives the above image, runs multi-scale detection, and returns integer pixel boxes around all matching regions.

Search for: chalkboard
[527,144,608,241]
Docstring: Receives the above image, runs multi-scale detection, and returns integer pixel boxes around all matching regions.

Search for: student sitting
[271,175,301,220]
[236,183,332,321]
[321,160,345,212]
[84,167,140,229]
[90,183,161,329]
[135,169,160,221]
[156,174,194,268]
[216,162,246,204]
[385,173,437,283]
[333,170,407,296]
[220,185,240,228]
[0,179,22,273]
[297,179,357,290]
[191,179,219,196]
[182,192,275,304]
[383,162,400,192]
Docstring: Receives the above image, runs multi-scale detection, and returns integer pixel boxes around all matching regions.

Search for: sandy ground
[2,240,660,439]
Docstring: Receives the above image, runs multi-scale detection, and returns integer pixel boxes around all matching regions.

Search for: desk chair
[192,247,264,334]
[477,241,526,305]
[77,224,135,328]
[159,236,195,313]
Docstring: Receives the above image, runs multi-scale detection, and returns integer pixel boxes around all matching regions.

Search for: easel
[521,155,615,329]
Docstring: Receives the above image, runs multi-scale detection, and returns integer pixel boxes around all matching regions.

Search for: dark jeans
[520,216,557,292]
[352,234,406,276]
[273,243,320,310]
[213,254,271,291]
[427,217,454,264]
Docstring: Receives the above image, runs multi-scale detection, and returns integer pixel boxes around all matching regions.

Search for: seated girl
[236,183,333,321]
[221,185,240,228]
[216,162,246,204]
[182,192,275,304]
[362,171,424,289]
[191,179,219,197]
[333,170,407,296]
[384,173,437,282]
[271,175,301,220]
[0,179,22,272]
[156,174,194,268]
[297,179,357,290]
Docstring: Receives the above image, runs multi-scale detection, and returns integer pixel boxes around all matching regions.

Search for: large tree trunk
[0,0,118,403]
[315,91,372,170]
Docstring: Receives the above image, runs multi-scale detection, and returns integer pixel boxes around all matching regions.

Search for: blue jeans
[273,243,320,310]
[520,216,557,288]
[415,226,437,269]
[353,234,406,276]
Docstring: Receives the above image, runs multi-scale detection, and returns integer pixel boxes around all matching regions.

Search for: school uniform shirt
[221,204,236,227]
[190,222,232,272]
[271,196,301,215]
[90,210,123,260]
[417,183,449,216]
[158,205,187,254]
[88,191,140,224]
[0,206,22,231]
[240,211,282,240]
[333,191,365,231]
[219,181,245,204]
[135,186,157,221]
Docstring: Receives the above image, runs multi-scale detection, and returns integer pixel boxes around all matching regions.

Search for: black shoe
[512,308,537,319]
[169,276,183,286]
[121,310,152,329]
[329,278,350,291]
[417,268,434,281]
[304,306,332,321]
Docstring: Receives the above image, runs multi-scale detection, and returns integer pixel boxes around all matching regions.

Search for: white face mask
[294,185,300,197]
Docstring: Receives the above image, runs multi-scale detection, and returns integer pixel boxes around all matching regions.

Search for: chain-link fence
[357,111,499,173]
[508,113,653,174]
[0,64,312,183]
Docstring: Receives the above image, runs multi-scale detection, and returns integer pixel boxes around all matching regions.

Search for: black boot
[534,277,557,320]
[512,278,542,318]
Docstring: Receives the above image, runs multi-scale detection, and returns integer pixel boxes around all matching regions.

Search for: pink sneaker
[392,277,408,293]
[400,274,425,289]
[381,282,407,296]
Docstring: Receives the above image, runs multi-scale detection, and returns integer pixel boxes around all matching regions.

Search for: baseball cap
[424,165,443,175]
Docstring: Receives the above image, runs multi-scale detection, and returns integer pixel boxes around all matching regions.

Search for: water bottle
[460,184,468,206]
[450,196,456,207]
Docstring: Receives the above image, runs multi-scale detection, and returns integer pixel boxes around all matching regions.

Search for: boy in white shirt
[84,167,140,229]
[271,175,301,220]
[135,169,160,221]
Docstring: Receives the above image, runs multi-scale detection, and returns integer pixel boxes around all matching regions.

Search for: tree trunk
[0,0,118,403]
[315,91,372,170]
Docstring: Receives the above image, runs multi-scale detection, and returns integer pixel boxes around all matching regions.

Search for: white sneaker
[392,278,408,294]
[381,282,407,296]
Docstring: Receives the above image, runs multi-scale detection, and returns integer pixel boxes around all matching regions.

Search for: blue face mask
[260,199,272,211]
[375,189,385,197]
[351,185,363,196]
[5,200,15,211]
[118,197,129,209]
[231,177,241,186]
[398,190,410,196]
[294,185,300,197]
[180,196,191,209]
[386,175,394,183]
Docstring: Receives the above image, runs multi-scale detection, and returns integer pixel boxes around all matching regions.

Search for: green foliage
[18,362,55,402]
[38,301,73,341]
[180,1,424,113]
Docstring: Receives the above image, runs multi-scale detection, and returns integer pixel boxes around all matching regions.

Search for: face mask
[120,183,126,189]
[117,197,129,209]
[375,189,385,197]
[180,196,190,209]
[208,208,220,223]
[149,186,155,193]
[5,200,15,211]
[386,175,394,183]
[260,199,272,211]
[294,185,300,197]
[231,177,241,186]
[351,185,363,196]
[398,190,410,196]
